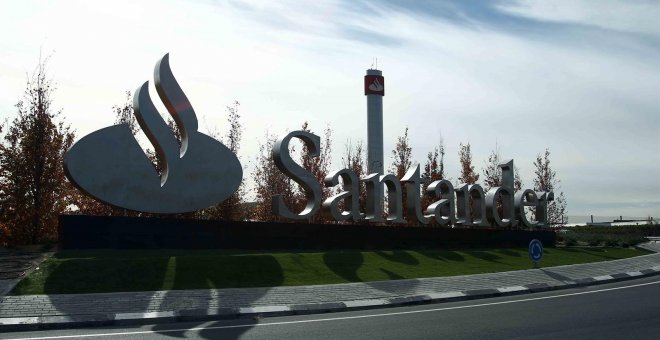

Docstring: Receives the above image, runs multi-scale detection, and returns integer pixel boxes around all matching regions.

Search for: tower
[365,68,384,175]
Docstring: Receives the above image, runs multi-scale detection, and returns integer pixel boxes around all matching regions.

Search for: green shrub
[605,238,619,247]
[588,239,602,246]
[562,224,658,248]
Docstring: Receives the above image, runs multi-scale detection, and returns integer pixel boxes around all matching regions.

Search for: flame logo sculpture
[368,78,383,92]
[64,54,243,213]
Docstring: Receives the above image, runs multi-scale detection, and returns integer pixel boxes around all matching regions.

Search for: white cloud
[498,0,660,37]
[0,0,658,217]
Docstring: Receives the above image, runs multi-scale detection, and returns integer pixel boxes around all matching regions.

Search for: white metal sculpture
[64,55,554,227]
[64,54,243,213]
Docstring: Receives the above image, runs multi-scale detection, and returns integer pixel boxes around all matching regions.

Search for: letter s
[272,130,322,219]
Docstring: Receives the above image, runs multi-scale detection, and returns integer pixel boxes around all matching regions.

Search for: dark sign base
[59,215,556,250]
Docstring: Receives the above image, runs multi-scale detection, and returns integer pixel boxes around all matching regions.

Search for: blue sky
[0,0,658,220]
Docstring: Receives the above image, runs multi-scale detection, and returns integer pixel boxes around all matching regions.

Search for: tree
[341,139,367,222]
[390,127,413,178]
[0,123,5,245]
[252,122,333,223]
[113,90,139,135]
[342,140,366,181]
[0,58,75,245]
[202,101,246,221]
[481,143,523,228]
[390,127,414,224]
[252,132,296,222]
[421,139,446,223]
[458,142,479,185]
[422,138,446,186]
[297,122,333,223]
[457,142,480,225]
[482,143,522,192]
[532,149,567,226]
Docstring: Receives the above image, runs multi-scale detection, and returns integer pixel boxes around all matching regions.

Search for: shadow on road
[540,269,574,283]
[40,250,284,340]
[151,254,283,339]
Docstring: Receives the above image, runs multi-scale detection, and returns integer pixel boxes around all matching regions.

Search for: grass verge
[11,247,651,295]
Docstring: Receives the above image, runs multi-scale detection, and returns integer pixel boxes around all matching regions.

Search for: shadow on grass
[558,247,621,260]
[171,254,284,289]
[380,268,405,280]
[43,257,171,294]
[495,249,522,257]
[42,253,285,293]
[416,250,465,262]
[323,251,364,282]
[464,250,503,263]
[561,247,606,253]
[375,251,419,265]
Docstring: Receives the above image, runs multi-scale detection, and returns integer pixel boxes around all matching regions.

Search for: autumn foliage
[0,59,74,246]
[341,140,367,221]
[252,122,333,222]
[533,149,568,226]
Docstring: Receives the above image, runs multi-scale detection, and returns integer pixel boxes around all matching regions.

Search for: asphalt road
[4,275,660,340]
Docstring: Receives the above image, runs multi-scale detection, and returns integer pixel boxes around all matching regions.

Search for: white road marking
[594,275,614,281]
[8,278,660,340]
[496,285,527,293]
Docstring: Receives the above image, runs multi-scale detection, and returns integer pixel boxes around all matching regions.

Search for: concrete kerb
[2,267,660,332]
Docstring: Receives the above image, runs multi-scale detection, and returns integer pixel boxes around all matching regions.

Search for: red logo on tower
[364,75,384,96]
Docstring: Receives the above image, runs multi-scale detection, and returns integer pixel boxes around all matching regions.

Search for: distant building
[586,217,654,227]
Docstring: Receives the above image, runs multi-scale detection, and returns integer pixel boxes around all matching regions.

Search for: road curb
[2,266,659,332]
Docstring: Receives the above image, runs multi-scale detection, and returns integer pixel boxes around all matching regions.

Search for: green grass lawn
[11,247,651,295]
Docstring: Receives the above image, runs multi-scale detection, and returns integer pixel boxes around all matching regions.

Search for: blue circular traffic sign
[529,239,543,263]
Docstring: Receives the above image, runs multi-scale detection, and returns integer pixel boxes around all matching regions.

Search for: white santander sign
[64,54,554,227]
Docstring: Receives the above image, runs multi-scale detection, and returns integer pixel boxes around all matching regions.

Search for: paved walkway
[1,245,660,330]
[0,249,52,296]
